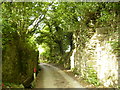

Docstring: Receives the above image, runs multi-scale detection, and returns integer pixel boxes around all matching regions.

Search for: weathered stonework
[71,28,119,87]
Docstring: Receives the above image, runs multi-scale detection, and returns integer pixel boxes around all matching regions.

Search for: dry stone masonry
[71,27,119,87]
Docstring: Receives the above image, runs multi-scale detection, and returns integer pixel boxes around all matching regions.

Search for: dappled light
[38,45,45,54]
[1,1,120,89]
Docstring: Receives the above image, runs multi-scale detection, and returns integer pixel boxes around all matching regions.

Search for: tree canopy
[2,2,120,63]
[2,2,120,74]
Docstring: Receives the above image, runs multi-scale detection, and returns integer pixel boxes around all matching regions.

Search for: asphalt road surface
[35,63,84,88]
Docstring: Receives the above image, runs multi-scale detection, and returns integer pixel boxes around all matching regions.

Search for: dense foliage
[2,2,43,85]
[36,2,120,66]
[2,2,120,87]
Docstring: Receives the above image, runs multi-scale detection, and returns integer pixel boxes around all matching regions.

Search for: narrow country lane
[35,63,85,88]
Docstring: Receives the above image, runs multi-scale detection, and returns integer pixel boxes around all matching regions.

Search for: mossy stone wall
[71,27,119,87]
[2,40,38,85]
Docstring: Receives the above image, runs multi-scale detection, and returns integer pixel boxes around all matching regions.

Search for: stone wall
[71,28,119,87]
[2,40,38,85]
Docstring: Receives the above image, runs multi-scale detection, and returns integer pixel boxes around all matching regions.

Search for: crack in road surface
[35,63,84,88]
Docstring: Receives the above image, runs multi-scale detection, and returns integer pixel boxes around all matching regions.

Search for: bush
[2,82,24,88]
[71,68,80,75]
[84,67,100,86]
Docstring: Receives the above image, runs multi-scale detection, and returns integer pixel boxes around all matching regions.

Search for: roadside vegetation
[1,2,119,88]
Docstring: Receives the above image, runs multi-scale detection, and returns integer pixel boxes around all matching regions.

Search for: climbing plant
[2,1,120,87]
[2,2,49,85]
[84,67,100,86]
